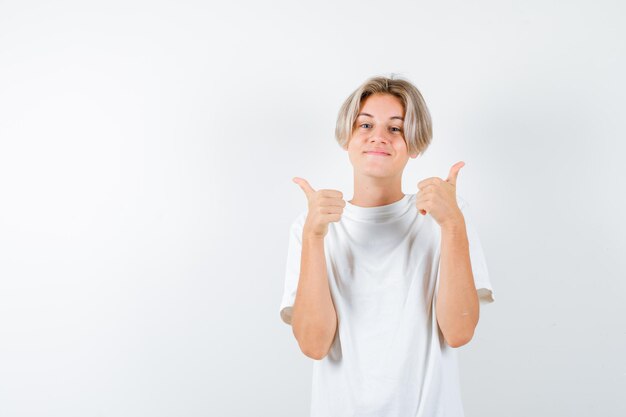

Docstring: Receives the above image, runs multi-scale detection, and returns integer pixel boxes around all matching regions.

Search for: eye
[391,127,402,133]
[360,123,372,128]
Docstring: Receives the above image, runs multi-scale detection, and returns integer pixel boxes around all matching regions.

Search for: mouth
[364,151,391,156]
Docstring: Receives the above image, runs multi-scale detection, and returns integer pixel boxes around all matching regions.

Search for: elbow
[292,318,337,360]
[301,346,329,360]
[447,337,470,348]
[295,334,332,360]
[441,315,479,348]
[445,330,475,348]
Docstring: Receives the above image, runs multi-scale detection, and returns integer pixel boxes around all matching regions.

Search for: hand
[416,161,465,228]
[293,177,346,239]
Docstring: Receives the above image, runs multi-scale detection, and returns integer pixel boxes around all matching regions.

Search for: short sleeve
[457,194,495,304]
[279,210,307,325]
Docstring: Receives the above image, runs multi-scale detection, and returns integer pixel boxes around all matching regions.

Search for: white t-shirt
[279,192,495,417]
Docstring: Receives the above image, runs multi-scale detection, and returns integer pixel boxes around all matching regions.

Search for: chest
[325,215,441,295]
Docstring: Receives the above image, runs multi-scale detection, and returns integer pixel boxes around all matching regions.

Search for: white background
[1,0,625,416]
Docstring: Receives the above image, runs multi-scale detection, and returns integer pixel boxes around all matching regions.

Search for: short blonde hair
[335,74,433,156]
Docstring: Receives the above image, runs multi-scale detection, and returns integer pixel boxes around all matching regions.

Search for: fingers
[416,192,428,216]
[417,177,444,190]
[292,177,343,200]
[446,161,465,186]
[292,177,316,198]
[314,204,345,214]
[320,189,344,199]
[318,196,346,207]
[293,177,345,238]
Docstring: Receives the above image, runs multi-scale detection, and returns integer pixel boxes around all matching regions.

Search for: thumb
[446,161,465,187]
[292,177,316,198]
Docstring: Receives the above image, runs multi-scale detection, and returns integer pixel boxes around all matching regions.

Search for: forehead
[359,93,404,117]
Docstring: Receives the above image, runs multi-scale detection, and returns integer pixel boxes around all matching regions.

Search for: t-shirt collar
[343,193,412,222]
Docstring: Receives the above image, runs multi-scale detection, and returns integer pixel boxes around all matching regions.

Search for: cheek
[393,139,408,151]
[350,134,366,146]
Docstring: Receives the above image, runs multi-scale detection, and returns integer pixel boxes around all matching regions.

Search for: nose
[369,125,390,144]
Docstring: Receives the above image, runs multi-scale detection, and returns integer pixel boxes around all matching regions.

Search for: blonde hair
[335,74,433,156]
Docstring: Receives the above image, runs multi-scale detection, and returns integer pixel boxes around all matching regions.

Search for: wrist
[440,213,466,233]
[303,228,325,241]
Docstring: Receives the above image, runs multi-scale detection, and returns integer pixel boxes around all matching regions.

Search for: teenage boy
[280,75,495,417]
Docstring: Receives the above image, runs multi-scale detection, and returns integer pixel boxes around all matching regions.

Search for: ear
[409,152,419,159]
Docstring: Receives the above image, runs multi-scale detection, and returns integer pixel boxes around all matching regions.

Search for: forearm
[435,217,479,347]
[292,234,338,359]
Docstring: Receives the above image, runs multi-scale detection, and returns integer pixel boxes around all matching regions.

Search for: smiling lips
[364,150,391,156]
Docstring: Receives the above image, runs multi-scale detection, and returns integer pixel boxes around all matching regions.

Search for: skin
[293,92,479,351]
[342,93,418,207]
[419,163,480,348]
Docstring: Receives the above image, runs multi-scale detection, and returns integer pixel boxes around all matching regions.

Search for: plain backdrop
[1,0,625,416]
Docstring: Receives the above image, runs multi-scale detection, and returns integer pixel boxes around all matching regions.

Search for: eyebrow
[357,112,404,121]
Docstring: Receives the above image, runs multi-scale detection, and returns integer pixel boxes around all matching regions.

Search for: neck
[348,174,404,207]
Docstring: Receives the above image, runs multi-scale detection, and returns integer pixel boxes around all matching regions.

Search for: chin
[359,167,395,177]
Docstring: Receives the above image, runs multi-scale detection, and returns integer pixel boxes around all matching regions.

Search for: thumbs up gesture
[416,161,465,228]
[292,177,346,239]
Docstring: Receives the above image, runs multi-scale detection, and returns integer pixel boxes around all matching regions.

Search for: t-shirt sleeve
[279,210,307,325]
[457,194,495,305]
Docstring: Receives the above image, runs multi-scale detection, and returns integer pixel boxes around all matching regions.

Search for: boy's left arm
[436,215,480,348]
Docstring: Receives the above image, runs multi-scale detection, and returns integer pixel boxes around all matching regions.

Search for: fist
[415,161,465,228]
[292,177,346,239]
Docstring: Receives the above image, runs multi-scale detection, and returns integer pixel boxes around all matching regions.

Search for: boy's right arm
[290,177,344,360]
[291,233,338,360]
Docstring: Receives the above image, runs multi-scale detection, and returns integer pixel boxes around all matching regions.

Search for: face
[343,93,418,178]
